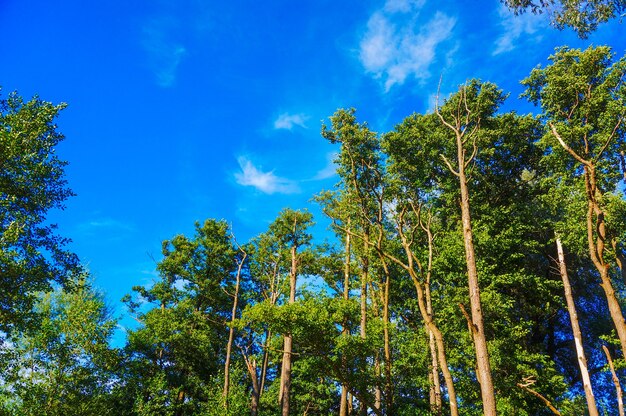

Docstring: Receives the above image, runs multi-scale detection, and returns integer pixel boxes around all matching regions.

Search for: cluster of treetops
[1,2,626,415]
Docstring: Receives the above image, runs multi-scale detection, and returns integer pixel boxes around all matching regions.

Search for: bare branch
[440,154,460,177]
[549,123,590,166]
[595,116,623,163]
[516,380,562,416]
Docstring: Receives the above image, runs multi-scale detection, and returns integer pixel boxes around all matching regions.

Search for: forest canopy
[1,36,626,416]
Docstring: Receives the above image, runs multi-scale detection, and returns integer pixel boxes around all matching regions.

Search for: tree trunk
[374,351,382,412]
[279,334,293,416]
[243,355,261,416]
[424,217,442,415]
[279,245,298,416]
[602,345,624,416]
[223,251,247,407]
[340,227,351,416]
[556,237,598,416]
[360,228,369,340]
[584,165,626,358]
[379,259,393,413]
[358,228,369,416]
[457,136,496,415]
[436,86,495,415]
[260,329,271,396]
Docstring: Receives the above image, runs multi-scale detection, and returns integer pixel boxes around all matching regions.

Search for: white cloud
[235,157,299,194]
[141,17,187,87]
[359,4,456,91]
[274,113,309,130]
[492,4,545,55]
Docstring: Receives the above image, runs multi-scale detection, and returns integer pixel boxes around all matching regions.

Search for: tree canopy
[2,42,626,416]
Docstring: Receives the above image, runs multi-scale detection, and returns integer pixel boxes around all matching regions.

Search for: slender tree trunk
[243,354,261,416]
[358,228,369,416]
[348,392,354,415]
[407,266,458,416]
[369,282,382,413]
[426,271,442,415]
[422,216,442,415]
[602,345,624,416]
[361,228,369,340]
[584,165,626,358]
[457,137,496,415]
[556,237,598,416]
[374,351,382,411]
[223,251,247,407]
[428,329,442,415]
[379,260,393,413]
[279,334,293,416]
[260,329,271,396]
[436,86,495,415]
[340,227,351,416]
[279,245,298,416]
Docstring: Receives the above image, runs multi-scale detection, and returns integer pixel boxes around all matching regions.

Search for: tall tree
[523,46,626,358]
[123,219,240,415]
[435,81,502,416]
[321,109,391,414]
[0,91,79,332]
[0,274,118,415]
[270,208,314,416]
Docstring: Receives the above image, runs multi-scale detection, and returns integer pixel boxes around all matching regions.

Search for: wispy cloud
[274,113,309,130]
[76,218,136,237]
[313,152,338,180]
[235,156,299,194]
[383,0,425,13]
[492,4,545,55]
[141,17,187,87]
[359,2,456,91]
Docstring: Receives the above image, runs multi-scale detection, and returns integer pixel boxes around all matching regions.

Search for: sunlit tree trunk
[602,345,624,416]
[436,86,496,415]
[223,250,247,407]
[556,236,598,416]
[340,226,351,416]
[583,164,626,357]
[279,245,297,416]
[424,220,442,415]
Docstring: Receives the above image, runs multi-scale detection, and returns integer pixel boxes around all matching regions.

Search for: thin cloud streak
[274,113,309,130]
[492,4,545,55]
[359,3,456,91]
[312,152,338,180]
[141,17,187,87]
[235,157,299,194]
[77,218,136,236]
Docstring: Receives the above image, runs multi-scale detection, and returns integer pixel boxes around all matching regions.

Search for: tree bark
[550,126,626,359]
[340,227,351,416]
[584,165,626,357]
[360,228,369,340]
[279,245,298,416]
[436,86,496,415]
[602,345,624,416]
[556,237,598,416]
[425,224,442,416]
[223,251,247,407]
[458,156,496,415]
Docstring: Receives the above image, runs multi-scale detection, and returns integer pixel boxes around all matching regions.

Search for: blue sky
[0,0,624,341]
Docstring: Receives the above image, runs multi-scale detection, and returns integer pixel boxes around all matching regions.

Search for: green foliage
[502,0,625,37]
[4,45,626,415]
[0,275,118,415]
[0,91,79,332]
